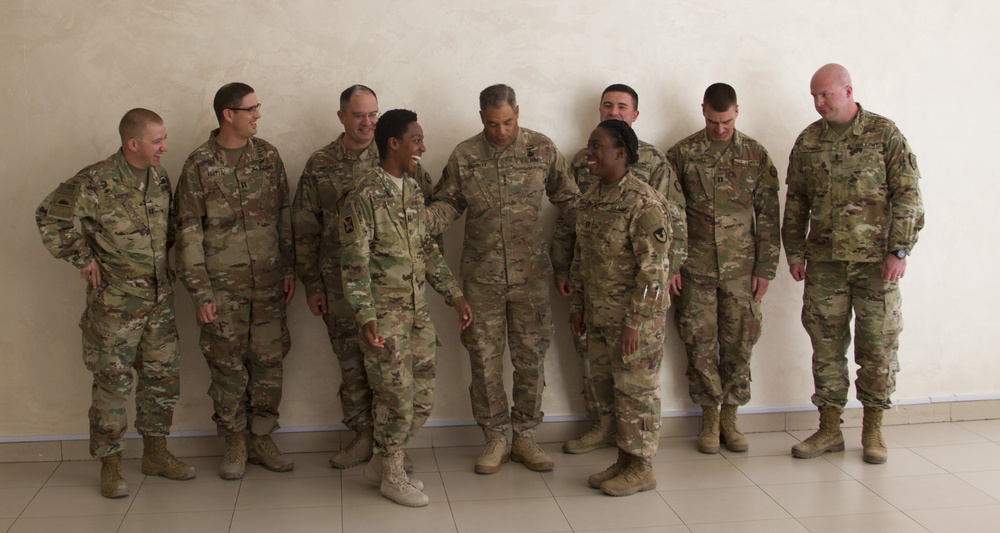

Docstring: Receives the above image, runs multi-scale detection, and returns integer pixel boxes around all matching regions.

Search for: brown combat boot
[720,404,748,452]
[588,448,631,489]
[141,436,196,480]
[862,407,888,464]
[792,406,845,458]
[219,433,247,480]
[475,431,509,474]
[697,405,721,454]
[563,416,614,454]
[100,452,128,499]
[329,426,373,469]
[510,433,554,471]
[248,434,294,472]
[379,450,428,507]
[600,455,656,497]
[364,451,424,490]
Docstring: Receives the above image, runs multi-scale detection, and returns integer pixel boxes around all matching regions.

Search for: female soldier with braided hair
[568,119,672,496]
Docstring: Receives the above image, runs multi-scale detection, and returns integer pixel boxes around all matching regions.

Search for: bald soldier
[426,84,579,474]
[36,109,195,499]
[175,82,296,479]
[552,83,686,455]
[784,64,924,464]
[667,83,781,454]
[292,85,435,470]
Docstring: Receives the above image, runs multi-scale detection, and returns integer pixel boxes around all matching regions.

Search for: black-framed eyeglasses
[229,103,262,113]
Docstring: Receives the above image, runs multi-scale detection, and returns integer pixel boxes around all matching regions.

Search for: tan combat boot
[379,450,428,507]
[600,455,656,497]
[474,431,509,474]
[141,436,196,480]
[588,448,631,489]
[219,433,247,480]
[697,405,721,454]
[510,433,554,471]
[100,452,129,499]
[364,451,424,490]
[862,407,888,464]
[329,426,373,469]
[563,416,614,454]
[248,434,294,472]
[720,404,748,452]
[791,406,845,459]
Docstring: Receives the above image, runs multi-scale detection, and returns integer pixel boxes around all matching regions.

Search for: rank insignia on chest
[343,215,355,235]
[653,228,667,243]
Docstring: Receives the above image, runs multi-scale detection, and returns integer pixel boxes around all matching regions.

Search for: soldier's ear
[125,138,140,153]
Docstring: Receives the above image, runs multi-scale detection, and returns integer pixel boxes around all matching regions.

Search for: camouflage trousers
[199,283,291,436]
[570,332,606,421]
[802,261,901,412]
[587,314,665,459]
[80,284,179,459]
[675,272,762,407]
[322,295,372,432]
[461,277,552,436]
[362,306,436,455]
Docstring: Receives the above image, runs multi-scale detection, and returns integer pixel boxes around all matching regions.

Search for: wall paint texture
[2,0,994,439]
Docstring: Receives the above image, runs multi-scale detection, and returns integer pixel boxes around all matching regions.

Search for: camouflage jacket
[570,173,671,330]
[174,131,293,306]
[553,138,687,282]
[782,104,924,264]
[292,134,434,302]
[36,150,174,301]
[666,129,781,280]
[340,167,462,326]
[425,128,579,285]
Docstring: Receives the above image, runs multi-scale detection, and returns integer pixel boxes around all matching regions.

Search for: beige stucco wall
[1,0,991,440]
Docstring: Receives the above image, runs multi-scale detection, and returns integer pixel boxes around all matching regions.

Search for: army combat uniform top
[36,150,179,458]
[782,104,924,411]
[341,166,463,456]
[570,172,670,459]
[553,139,687,284]
[667,128,781,407]
[174,130,294,436]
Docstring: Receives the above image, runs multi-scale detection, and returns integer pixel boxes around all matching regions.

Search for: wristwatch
[892,250,907,260]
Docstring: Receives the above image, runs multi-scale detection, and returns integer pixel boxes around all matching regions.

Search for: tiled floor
[3,420,1000,532]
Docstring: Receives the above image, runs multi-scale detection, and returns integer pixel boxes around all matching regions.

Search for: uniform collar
[333,133,379,162]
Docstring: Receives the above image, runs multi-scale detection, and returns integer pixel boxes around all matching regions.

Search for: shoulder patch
[47,181,80,220]
[908,153,918,171]
[673,179,682,193]
[342,214,355,237]
[770,166,778,178]
[653,227,668,243]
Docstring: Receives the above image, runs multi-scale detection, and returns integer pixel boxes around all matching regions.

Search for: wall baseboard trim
[1,396,997,463]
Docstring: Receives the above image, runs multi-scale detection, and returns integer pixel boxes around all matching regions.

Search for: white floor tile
[660,486,791,524]
[450,497,571,533]
[760,479,895,517]
[8,515,124,533]
[860,473,998,510]
[555,491,683,530]
[118,510,233,533]
[907,504,1000,533]
[232,506,343,533]
[795,511,930,533]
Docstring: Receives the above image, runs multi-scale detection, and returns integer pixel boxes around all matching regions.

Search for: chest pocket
[579,205,630,269]
[845,142,887,195]
[463,162,497,218]
[796,147,831,196]
[504,156,547,211]
[371,196,403,251]
[727,160,758,208]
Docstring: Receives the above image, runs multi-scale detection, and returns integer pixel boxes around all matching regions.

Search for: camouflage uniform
[552,139,685,421]
[425,128,578,436]
[292,134,434,434]
[782,104,924,412]
[340,167,462,455]
[666,129,781,407]
[36,151,178,458]
[174,131,294,436]
[569,173,671,459]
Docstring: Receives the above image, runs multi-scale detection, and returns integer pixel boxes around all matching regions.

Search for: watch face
[896,250,907,259]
